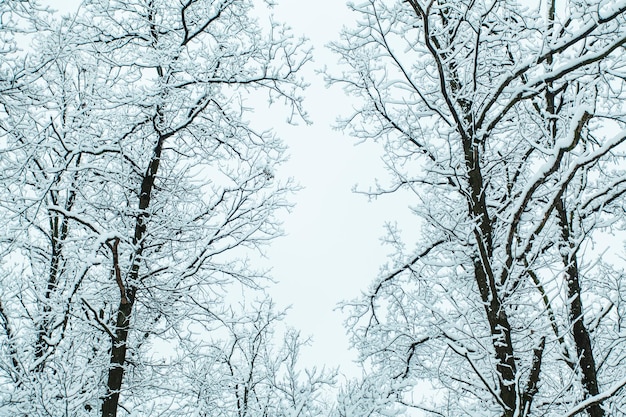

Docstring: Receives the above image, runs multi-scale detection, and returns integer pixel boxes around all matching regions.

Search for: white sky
[258,1,403,374]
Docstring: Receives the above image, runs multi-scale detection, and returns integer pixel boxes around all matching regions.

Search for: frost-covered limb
[525,266,574,368]
[519,336,546,417]
[476,2,626,134]
[157,300,335,417]
[503,109,592,268]
[447,338,507,410]
[81,297,116,341]
[331,0,626,416]
[0,1,314,416]
[367,239,445,326]
[563,376,626,417]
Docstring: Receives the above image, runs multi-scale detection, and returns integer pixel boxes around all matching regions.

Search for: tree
[171,299,334,417]
[329,0,626,416]
[0,1,329,416]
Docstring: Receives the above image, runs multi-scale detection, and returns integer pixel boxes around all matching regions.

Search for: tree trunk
[464,138,517,416]
[100,130,164,417]
[101,295,135,417]
[556,198,604,417]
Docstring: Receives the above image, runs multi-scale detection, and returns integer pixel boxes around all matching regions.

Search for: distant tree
[329,1,626,416]
[0,1,331,416]
[173,300,334,417]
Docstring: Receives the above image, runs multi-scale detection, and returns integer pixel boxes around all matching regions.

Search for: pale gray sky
[259,1,403,374]
[217,0,414,373]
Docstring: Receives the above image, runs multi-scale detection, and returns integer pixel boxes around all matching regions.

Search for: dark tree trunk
[464,138,517,416]
[101,129,164,417]
[101,294,134,417]
[556,199,604,417]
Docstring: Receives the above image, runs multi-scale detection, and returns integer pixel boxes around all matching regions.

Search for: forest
[1,1,626,416]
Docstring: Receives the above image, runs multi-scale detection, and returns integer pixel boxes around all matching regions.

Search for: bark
[464,143,517,415]
[441,1,519,409]
[521,337,546,417]
[100,3,167,412]
[556,198,604,417]
[34,164,78,372]
[101,130,165,417]
[101,295,135,417]
[426,2,521,409]
[546,2,603,410]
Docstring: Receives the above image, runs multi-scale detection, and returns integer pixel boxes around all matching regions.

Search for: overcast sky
[258,0,410,374]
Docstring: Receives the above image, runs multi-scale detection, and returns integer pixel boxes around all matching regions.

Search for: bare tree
[171,299,334,417]
[329,1,626,416]
[0,1,327,416]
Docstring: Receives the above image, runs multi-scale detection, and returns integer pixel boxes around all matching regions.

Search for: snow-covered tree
[329,1,626,416]
[0,1,332,416]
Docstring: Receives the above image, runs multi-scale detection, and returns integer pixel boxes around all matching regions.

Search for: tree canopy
[329,0,626,416]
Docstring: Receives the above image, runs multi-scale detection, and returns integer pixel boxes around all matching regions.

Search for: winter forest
[1,0,626,416]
